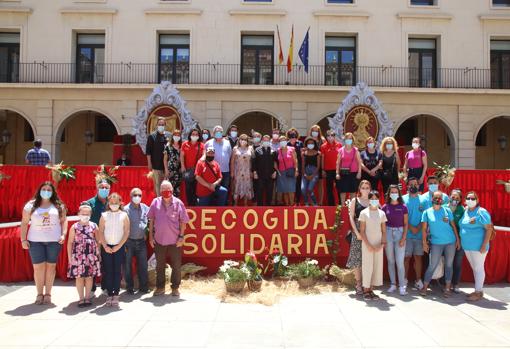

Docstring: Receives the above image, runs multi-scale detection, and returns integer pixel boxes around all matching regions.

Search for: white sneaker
[414,280,424,290]
[399,286,408,296]
[102,289,108,296]
[453,286,461,294]
[387,285,397,293]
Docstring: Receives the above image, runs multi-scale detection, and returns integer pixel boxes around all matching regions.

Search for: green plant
[326,205,344,265]
[288,259,323,279]
[433,162,456,188]
[218,260,250,283]
[263,249,289,277]
[244,251,263,281]
[94,164,120,185]
[46,161,76,183]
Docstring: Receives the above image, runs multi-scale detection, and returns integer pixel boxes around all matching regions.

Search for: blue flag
[298,28,310,73]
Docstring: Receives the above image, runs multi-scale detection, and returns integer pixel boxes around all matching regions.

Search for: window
[493,0,510,7]
[490,40,510,89]
[76,34,105,83]
[158,34,190,84]
[325,36,356,86]
[95,115,116,142]
[410,0,435,5]
[409,38,437,88]
[0,33,20,83]
[241,35,274,85]
[326,0,354,3]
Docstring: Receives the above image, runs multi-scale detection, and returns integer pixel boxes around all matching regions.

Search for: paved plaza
[0,281,509,349]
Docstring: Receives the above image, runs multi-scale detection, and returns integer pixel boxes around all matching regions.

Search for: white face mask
[172,135,181,142]
[79,215,90,223]
[109,204,120,211]
[132,196,142,205]
[190,135,199,142]
[272,134,280,140]
[390,193,399,201]
[279,141,287,148]
[262,141,271,148]
[240,140,248,147]
[307,144,315,150]
[385,143,394,150]
[157,125,165,133]
[466,199,477,208]
[311,131,319,138]
[412,142,420,150]
[230,131,238,138]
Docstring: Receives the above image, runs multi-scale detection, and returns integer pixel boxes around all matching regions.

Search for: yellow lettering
[243,209,259,230]
[314,234,329,255]
[183,233,198,255]
[186,209,197,230]
[294,209,309,230]
[284,209,288,230]
[220,234,236,254]
[287,234,303,255]
[263,209,278,230]
[269,234,283,253]
[240,233,245,254]
[249,234,265,254]
[221,209,236,230]
[313,209,328,230]
[201,209,217,230]
[306,234,311,254]
[202,234,217,254]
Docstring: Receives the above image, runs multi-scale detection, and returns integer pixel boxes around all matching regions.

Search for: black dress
[381,152,399,195]
[360,150,381,191]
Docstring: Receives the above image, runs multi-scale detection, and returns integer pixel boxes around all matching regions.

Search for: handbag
[183,144,201,183]
[339,148,355,176]
[280,149,295,178]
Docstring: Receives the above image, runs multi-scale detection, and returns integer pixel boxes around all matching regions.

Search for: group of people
[146,118,429,208]
[20,179,189,307]
[346,176,493,302]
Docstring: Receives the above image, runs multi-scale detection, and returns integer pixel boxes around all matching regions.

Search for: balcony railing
[0,62,509,89]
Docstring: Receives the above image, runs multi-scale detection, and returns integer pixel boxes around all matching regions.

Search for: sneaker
[102,289,108,296]
[387,285,397,293]
[453,286,461,294]
[399,286,408,296]
[105,296,113,307]
[414,280,424,290]
[126,289,135,295]
[139,288,152,294]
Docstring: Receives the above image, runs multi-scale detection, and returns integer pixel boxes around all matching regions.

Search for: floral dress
[232,146,254,200]
[346,198,367,269]
[164,144,182,197]
[67,222,101,278]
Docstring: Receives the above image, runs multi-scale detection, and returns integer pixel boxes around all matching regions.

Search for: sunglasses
[466,197,477,201]
[132,194,142,197]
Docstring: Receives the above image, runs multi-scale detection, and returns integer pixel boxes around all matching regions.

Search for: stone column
[35,100,56,162]
[457,107,476,169]
[205,100,223,130]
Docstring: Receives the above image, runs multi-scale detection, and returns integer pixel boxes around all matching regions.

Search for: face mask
[288,133,297,139]
[466,199,477,208]
[40,189,52,200]
[432,198,443,206]
[190,135,199,142]
[390,193,399,201]
[240,140,248,147]
[345,139,353,146]
[262,141,271,148]
[214,132,223,139]
[253,137,261,144]
[385,143,394,150]
[202,134,209,141]
[409,186,419,194]
[370,199,380,207]
[172,135,181,142]
[161,190,172,199]
[98,188,110,199]
[132,196,142,205]
[272,134,280,140]
[311,131,319,138]
[428,184,438,193]
[206,155,215,162]
[307,144,315,150]
[450,199,459,206]
[79,215,90,223]
[360,188,370,196]
[412,142,420,150]
[367,143,375,150]
[109,204,120,211]
[279,141,287,148]
[157,125,165,133]
[230,131,237,138]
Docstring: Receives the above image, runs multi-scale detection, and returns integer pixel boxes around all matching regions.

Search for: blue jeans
[301,166,319,205]
[198,185,228,206]
[101,244,125,296]
[452,247,464,287]
[124,239,149,291]
[221,172,231,191]
[28,241,61,264]
[385,227,406,287]
[424,243,456,284]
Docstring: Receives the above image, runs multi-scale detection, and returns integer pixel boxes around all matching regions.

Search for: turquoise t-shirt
[421,206,456,245]
[420,191,450,210]
[402,193,426,240]
[459,207,492,252]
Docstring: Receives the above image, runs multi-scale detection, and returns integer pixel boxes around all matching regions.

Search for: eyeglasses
[466,198,477,201]
[132,194,142,197]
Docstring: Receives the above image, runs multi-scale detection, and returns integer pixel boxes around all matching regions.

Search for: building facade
[0,0,509,168]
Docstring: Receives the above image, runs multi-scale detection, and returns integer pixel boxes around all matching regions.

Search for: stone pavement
[0,282,509,349]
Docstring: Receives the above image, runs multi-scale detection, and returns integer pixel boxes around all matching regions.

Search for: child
[359,190,387,301]
[67,204,101,307]
[98,193,130,307]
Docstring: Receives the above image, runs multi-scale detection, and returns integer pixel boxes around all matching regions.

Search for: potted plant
[288,259,323,288]
[218,260,249,293]
[244,251,263,292]
[263,249,289,280]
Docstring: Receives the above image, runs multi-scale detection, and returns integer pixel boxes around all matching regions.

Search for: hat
[206,146,215,153]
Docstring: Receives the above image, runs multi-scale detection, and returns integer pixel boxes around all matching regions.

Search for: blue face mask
[390,193,399,201]
[98,188,110,199]
[367,143,375,150]
[428,184,439,193]
[40,189,52,200]
[214,132,223,139]
[370,199,380,207]
[202,134,209,141]
[345,139,353,146]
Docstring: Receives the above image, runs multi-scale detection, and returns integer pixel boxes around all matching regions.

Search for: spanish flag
[277,25,284,65]
[286,25,294,73]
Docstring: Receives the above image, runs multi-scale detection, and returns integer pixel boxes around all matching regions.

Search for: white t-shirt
[359,208,387,246]
[24,201,62,242]
[102,210,128,245]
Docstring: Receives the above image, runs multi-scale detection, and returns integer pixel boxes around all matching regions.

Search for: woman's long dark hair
[31,181,65,218]
[385,184,404,205]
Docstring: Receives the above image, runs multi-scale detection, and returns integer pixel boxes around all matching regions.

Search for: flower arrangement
[496,179,510,193]
[94,164,119,185]
[433,162,456,188]
[263,249,289,278]
[218,260,250,293]
[327,205,344,266]
[244,251,263,291]
[46,161,76,184]
[288,259,323,288]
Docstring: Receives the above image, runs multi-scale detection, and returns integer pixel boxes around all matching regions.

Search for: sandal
[105,296,113,307]
[355,286,363,296]
[369,291,380,300]
[419,288,427,297]
[363,291,372,301]
[83,299,92,307]
[42,294,52,305]
[443,289,452,298]
[77,300,86,308]
[35,294,44,305]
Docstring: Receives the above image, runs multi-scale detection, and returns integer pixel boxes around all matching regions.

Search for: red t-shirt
[195,159,222,197]
[320,141,341,171]
[181,141,204,169]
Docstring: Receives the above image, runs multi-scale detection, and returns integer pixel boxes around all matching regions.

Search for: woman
[164,129,183,197]
[403,137,428,192]
[309,125,326,204]
[230,134,254,205]
[180,128,204,206]
[359,190,387,300]
[459,191,492,301]
[347,180,372,296]
[380,137,401,196]
[321,129,341,206]
[98,193,129,306]
[336,133,362,205]
[301,137,321,206]
[287,128,303,204]
[420,191,460,297]
[251,131,262,149]
[20,181,67,305]
[448,189,465,293]
[381,185,408,295]
[276,135,298,206]
[201,128,211,143]
[360,136,382,192]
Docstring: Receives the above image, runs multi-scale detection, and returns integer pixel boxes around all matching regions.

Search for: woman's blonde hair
[380,136,399,153]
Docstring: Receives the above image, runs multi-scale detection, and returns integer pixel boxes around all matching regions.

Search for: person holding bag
[180,128,204,206]
[276,135,298,206]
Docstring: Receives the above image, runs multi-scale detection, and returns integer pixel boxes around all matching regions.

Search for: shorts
[405,239,424,257]
[28,241,62,264]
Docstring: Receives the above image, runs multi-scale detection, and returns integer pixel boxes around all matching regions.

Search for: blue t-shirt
[421,206,456,245]
[420,191,450,210]
[403,193,426,240]
[459,207,492,252]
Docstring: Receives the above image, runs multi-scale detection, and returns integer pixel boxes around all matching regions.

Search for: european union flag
[298,28,310,73]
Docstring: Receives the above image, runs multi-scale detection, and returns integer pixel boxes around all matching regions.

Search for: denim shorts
[28,241,62,264]
[405,239,424,257]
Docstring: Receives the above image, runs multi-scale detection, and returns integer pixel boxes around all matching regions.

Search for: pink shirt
[147,196,190,245]
[340,147,359,172]
[277,147,296,171]
[406,149,426,169]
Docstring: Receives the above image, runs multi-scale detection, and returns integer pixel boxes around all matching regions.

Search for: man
[123,188,150,294]
[25,139,51,166]
[270,128,281,152]
[146,117,168,196]
[252,135,277,206]
[226,125,238,149]
[420,175,449,209]
[148,181,190,297]
[205,125,232,191]
[321,130,341,206]
[195,147,228,206]
[403,177,426,290]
